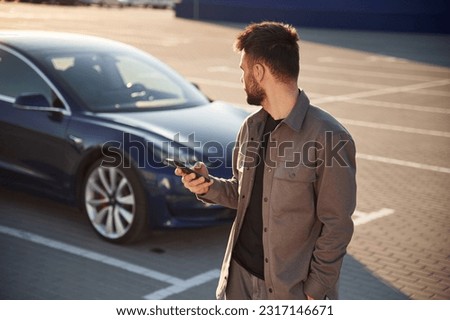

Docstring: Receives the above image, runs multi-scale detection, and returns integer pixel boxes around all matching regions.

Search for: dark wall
[175,0,450,34]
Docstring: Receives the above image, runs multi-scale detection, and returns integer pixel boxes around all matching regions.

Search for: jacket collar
[283,89,310,132]
[249,89,310,133]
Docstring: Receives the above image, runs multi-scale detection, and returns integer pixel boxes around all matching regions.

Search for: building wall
[175,0,450,34]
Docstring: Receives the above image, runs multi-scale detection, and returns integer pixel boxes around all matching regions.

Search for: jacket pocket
[271,163,317,222]
[274,163,316,183]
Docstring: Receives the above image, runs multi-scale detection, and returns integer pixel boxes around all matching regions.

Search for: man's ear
[253,63,265,83]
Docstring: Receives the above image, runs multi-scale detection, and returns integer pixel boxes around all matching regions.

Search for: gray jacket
[201,90,357,299]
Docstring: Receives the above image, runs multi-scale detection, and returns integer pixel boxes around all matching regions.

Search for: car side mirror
[14,93,51,110]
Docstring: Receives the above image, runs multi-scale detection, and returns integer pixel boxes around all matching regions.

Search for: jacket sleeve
[304,131,357,299]
[197,127,243,209]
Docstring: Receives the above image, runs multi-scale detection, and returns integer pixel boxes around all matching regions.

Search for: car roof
[0,30,131,55]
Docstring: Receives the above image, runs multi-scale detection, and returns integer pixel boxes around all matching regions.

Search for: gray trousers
[225,259,268,300]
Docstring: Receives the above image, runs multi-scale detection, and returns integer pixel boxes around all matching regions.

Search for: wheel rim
[85,166,135,240]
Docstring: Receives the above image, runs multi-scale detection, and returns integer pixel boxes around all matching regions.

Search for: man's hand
[175,162,213,195]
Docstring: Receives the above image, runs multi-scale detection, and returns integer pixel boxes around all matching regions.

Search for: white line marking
[318,56,410,67]
[231,107,450,173]
[357,153,450,174]
[300,76,386,90]
[302,64,444,82]
[189,76,242,89]
[207,62,449,81]
[338,118,450,138]
[344,99,450,114]
[206,69,389,90]
[353,208,395,226]
[239,106,450,137]
[318,56,450,73]
[144,269,220,300]
[0,225,221,300]
[192,75,450,113]
[207,66,235,73]
[202,72,394,90]
[312,79,450,104]
[413,89,450,97]
[0,225,184,284]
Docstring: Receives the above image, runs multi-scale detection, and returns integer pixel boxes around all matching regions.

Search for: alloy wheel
[85,165,135,240]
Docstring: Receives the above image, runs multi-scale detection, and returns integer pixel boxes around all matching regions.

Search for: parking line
[345,99,450,114]
[357,153,450,174]
[189,77,242,89]
[300,76,386,90]
[204,69,389,90]
[317,56,450,75]
[143,269,220,300]
[312,79,450,104]
[0,225,184,285]
[302,64,444,82]
[338,118,450,138]
[236,105,450,138]
[207,63,448,82]
[0,225,221,299]
[353,208,395,226]
[191,75,450,113]
[318,56,411,69]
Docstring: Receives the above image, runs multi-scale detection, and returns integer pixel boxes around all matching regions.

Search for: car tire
[82,157,148,244]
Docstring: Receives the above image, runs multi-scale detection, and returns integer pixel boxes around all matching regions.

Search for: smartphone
[164,158,210,182]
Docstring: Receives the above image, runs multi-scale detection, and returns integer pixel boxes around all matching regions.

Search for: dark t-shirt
[232,114,282,279]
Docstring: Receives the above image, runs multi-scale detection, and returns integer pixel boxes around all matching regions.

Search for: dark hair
[234,21,300,83]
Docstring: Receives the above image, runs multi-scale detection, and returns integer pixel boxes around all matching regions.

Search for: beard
[245,74,266,106]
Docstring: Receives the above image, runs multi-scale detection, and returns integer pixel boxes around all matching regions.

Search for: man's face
[240,52,266,106]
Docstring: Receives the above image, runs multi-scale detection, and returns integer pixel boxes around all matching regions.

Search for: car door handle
[68,134,84,151]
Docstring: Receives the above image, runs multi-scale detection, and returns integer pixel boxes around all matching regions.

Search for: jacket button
[264,227,267,232]
[268,288,273,293]
[264,197,268,202]
[265,258,268,263]
[242,195,245,199]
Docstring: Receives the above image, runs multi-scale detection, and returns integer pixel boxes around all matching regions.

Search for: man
[176,21,356,300]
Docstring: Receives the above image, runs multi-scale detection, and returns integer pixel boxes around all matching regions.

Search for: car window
[0,49,55,106]
[49,51,207,112]
[115,55,184,101]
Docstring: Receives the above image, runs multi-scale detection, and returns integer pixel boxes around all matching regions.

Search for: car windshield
[43,48,208,112]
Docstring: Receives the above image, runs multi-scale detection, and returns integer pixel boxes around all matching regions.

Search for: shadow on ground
[208,20,450,68]
[298,28,450,68]
[340,255,408,299]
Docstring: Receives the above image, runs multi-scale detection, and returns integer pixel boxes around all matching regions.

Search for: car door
[0,47,72,195]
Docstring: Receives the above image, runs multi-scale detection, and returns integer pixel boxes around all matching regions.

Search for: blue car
[0,31,247,243]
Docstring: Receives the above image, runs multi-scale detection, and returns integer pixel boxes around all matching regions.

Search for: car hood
[95,101,249,158]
